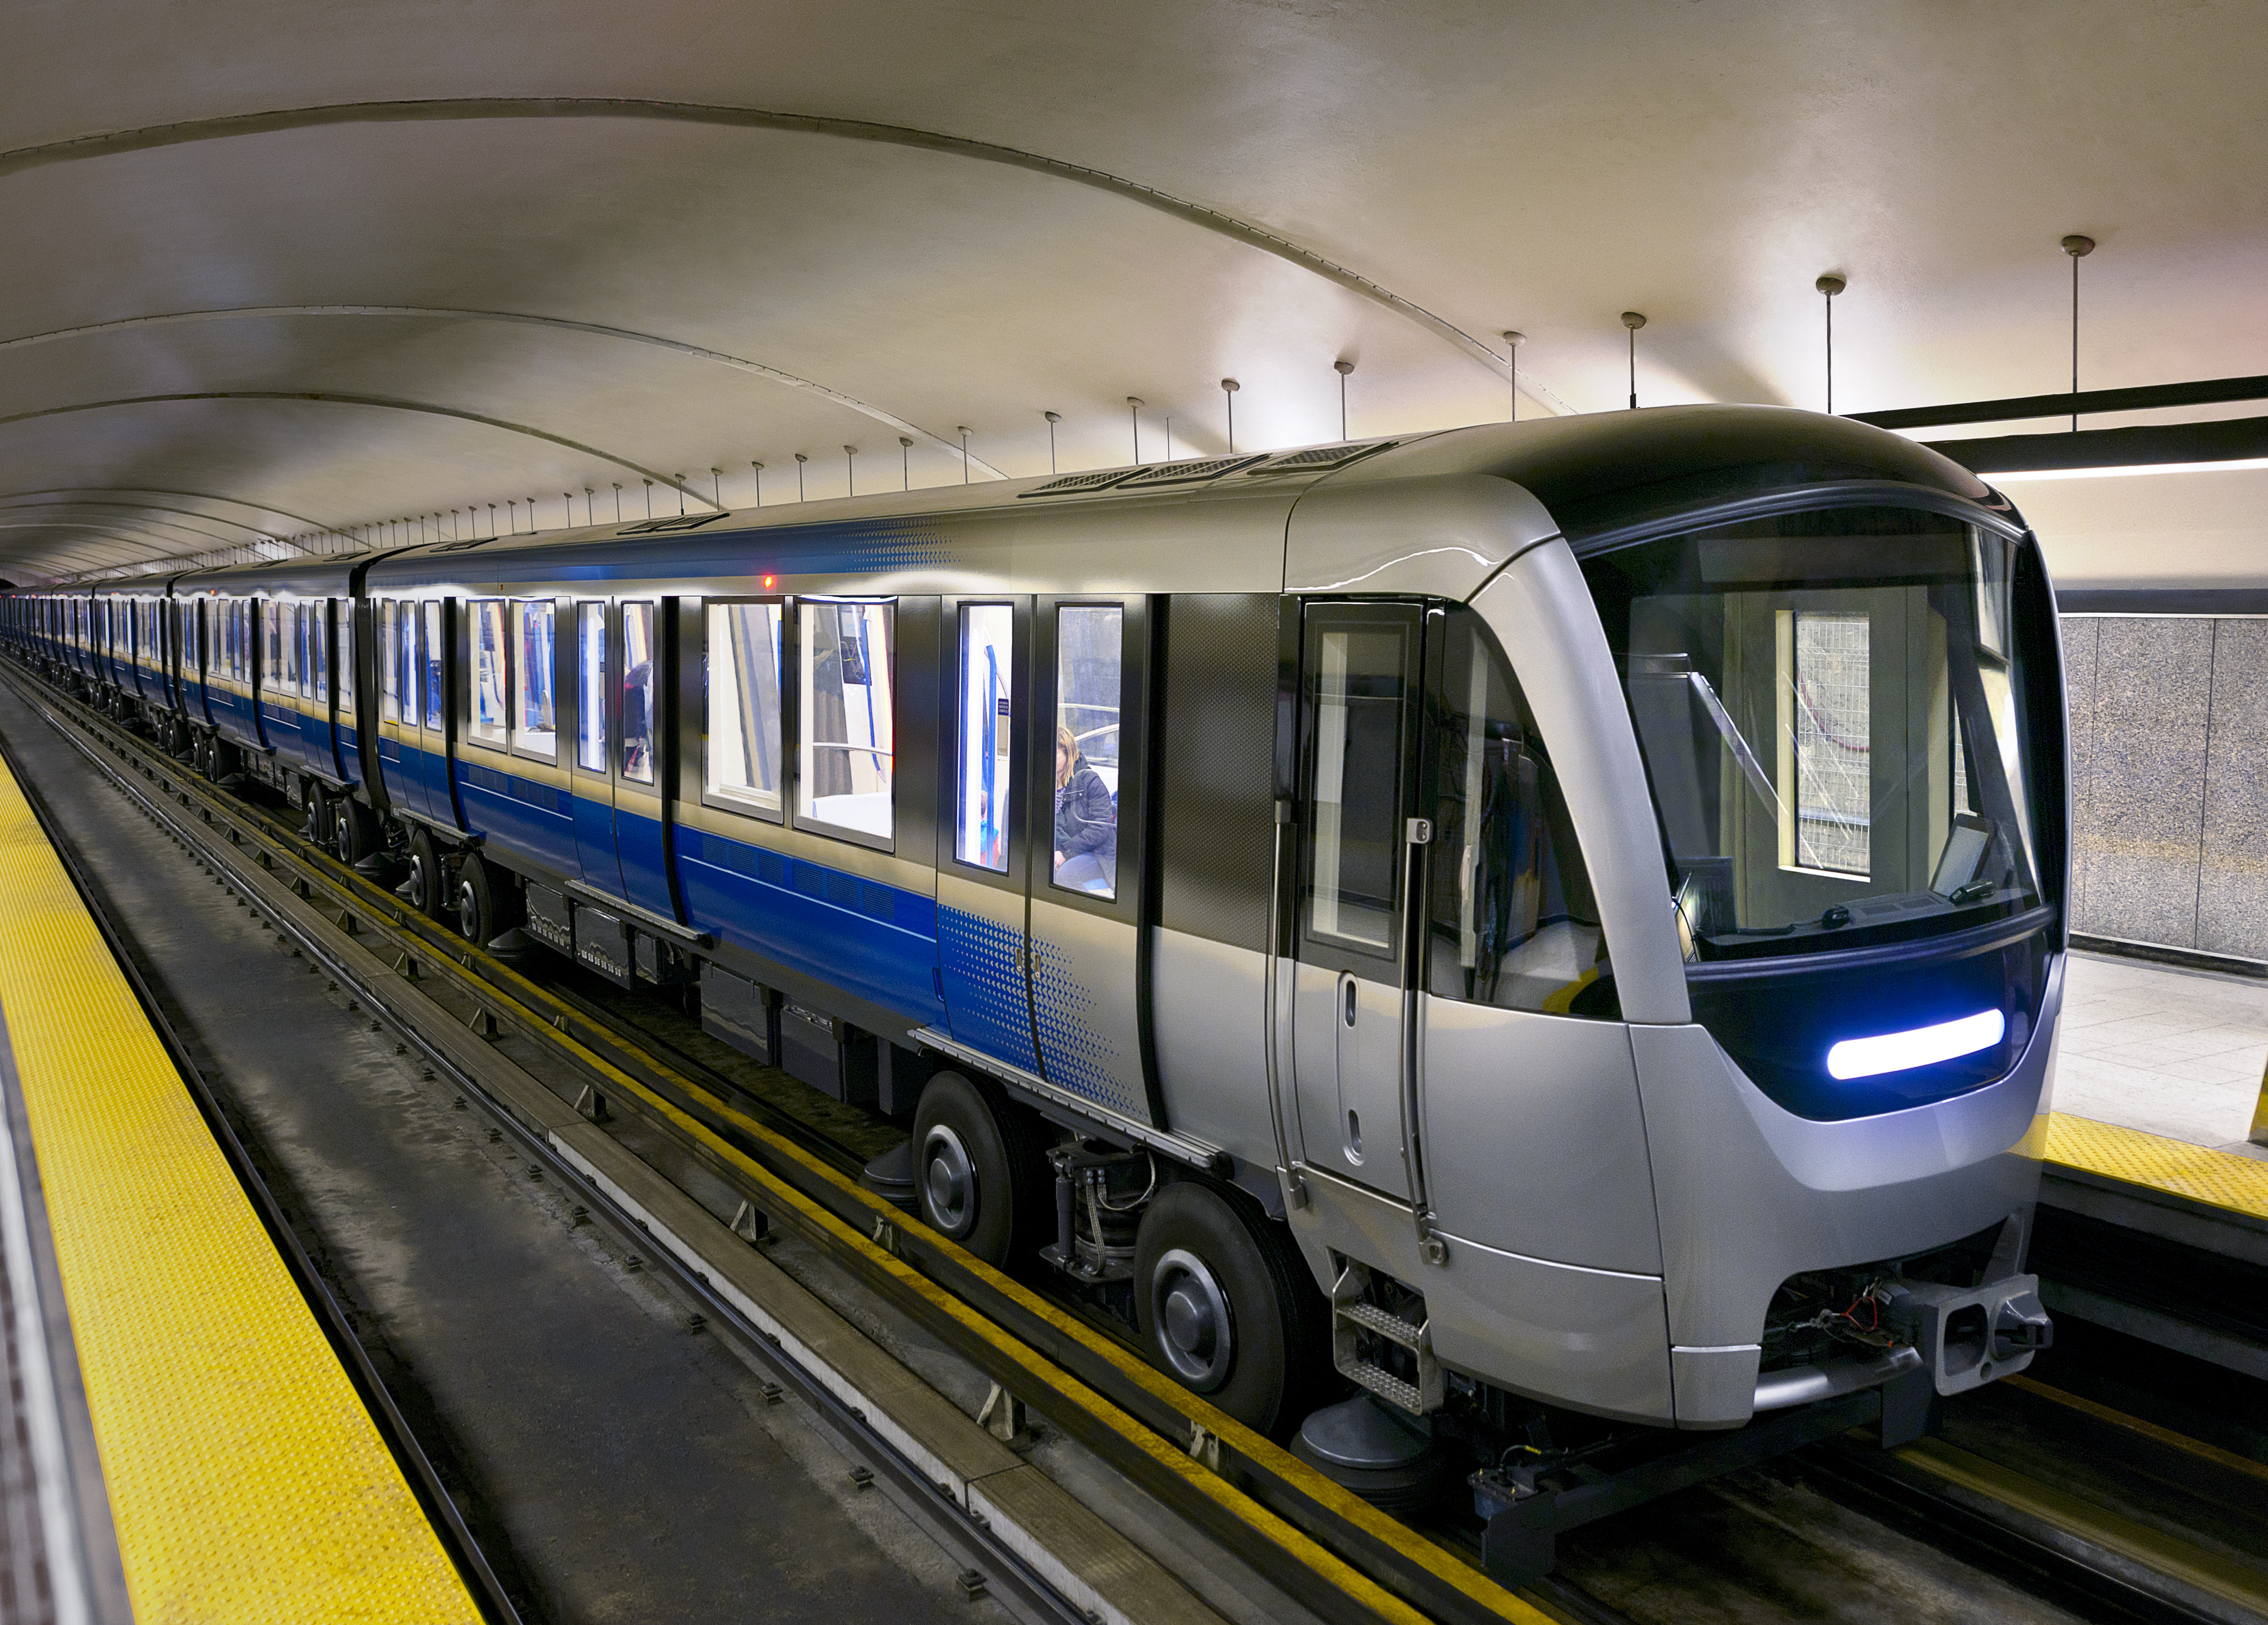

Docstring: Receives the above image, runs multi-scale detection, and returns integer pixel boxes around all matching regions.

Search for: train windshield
[1583,503,2042,961]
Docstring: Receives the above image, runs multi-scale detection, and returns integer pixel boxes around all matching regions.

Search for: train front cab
[1268,436,2062,1440]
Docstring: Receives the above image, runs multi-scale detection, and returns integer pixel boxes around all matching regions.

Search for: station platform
[2046,950,2268,1236]
[0,746,483,1622]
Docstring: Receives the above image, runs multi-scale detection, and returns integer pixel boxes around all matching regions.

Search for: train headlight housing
[1826,1010,2006,1081]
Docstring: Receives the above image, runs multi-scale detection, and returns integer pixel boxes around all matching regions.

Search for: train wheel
[404,828,450,921]
[333,797,376,866]
[1134,1182,1327,1435]
[911,1072,1046,1268]
[455,853,503,945]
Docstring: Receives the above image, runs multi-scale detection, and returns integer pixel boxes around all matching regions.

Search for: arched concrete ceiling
[6,0,2267,581]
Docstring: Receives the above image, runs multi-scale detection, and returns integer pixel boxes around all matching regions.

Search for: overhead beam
[1925,414,2268,475]
[0,391,716,510]
[0,97,1555,403]
[1856,374,2268,431]
[0,486,338,535]
[0,306,1008,479]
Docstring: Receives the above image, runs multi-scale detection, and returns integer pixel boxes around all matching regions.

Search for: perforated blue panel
[1029,940,1140,1117]
[938,905,1039,1074]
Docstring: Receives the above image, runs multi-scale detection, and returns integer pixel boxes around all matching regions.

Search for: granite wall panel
[2195,619,2268,959]
[2073,616,2213,949]
[2061,617,2100,927]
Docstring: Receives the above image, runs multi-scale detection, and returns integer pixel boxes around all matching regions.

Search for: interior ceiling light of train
[3,1,2266,585]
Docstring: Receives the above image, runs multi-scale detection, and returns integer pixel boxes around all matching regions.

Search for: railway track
[9,658,2265,1625]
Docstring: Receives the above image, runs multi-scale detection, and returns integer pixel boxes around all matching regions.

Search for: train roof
[34,406,2006,599]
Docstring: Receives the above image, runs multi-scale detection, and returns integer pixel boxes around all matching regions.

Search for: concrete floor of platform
[2054,951,2268,1157]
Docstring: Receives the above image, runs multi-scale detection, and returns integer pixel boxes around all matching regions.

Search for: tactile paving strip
[2044,1112,2268,1223]
[0,751,478,1623]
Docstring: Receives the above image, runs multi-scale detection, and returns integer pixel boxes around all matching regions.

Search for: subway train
[4,407,2061,1473]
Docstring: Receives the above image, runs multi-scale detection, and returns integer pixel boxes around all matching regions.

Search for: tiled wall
[2065,616,2268,960]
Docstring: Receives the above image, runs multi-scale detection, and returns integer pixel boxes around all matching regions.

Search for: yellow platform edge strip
[2044,1112,2268,1224]
[0,751,478,1624]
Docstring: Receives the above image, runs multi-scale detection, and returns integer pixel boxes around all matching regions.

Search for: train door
[419,598,461,826]
[1288,601,1424,1204]
[377,598,432,820]
[612,598,675,915]
[1024,596,1155,1122]
[938,596,1040,1074]
[570,600,627,896]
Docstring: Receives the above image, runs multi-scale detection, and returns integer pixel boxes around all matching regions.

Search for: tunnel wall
[2063,615,2268,961]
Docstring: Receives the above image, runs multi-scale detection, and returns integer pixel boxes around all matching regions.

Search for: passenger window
[422,601,444,731]
[265,603,283,693]
[515,600,557,760]
[953,604,1013,870]
[706,600,783,812]
[576,602,607,772]
[469,598,508,749]
[621,601,656,784]
[335,605,350,716]
[1303,613,1413,954]
[1426,609,1610,1016]
[379,601,398,722]
[1051,605,1121,898]
[290,604,307,698]
[399,602,420,725]
[798,600,894,840]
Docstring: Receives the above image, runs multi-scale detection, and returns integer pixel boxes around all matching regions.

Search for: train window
[1303,615,1412,954]
[1050,605,1121,898]
[1782,609,1869,877]
[379,601,398,722]
[311,604,329,704]
[469,598,509,750]
[798,600,894,842]
[398,602,420,726]
[621,601,657,784]
[265,603,283,695]
[953,603,1013,870]
[706,600,782,812]
[1425,608,1609,1016]
[576,602,607,772]
[514,600,556,761]
[290,603,307,698]
[422,602,444,731]
[335,605,350,716]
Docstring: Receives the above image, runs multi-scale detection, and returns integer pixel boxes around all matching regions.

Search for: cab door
[1289,601,1424,1203]
[377,598,432,820]
[937,596,1040,1074]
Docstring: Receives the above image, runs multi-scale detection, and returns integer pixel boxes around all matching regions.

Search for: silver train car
[4,406,2062,1466]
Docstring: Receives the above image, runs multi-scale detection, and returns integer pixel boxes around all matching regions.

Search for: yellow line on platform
[0,749,478,1624]
[2043,1112,2268,1224]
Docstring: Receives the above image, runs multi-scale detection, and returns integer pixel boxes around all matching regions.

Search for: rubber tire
[455,852,498,944]
[1134,1182,1329,1437]
[406,827,450,921]
[910,1072,1049,1269]
[334,797,381,867]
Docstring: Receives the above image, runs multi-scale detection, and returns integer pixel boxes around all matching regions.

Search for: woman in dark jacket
[1052,722,1118,894]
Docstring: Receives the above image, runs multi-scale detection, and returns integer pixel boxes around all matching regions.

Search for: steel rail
[0,659,1552,1625]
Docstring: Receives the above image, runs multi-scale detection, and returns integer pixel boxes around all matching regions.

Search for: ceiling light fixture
[958,427,973,484]
[750,461,764,506]
[2062,235,2095,432]
[1621,312,1647,409]
[843,446,857,496]
[1126,397,1145,465]
[1218,382,1237,453]
[1334,360,1354,441]
[1044,410,1062,473]
[1816,275,1846,414]
[711,467,723,509]
[1501,334,1525,422]
[794,452,809,501]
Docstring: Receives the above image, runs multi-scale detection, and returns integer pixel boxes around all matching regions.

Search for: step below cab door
[1289,599,1425,1204]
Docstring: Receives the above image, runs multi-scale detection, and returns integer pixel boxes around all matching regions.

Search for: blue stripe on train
[676,825,944,1031]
